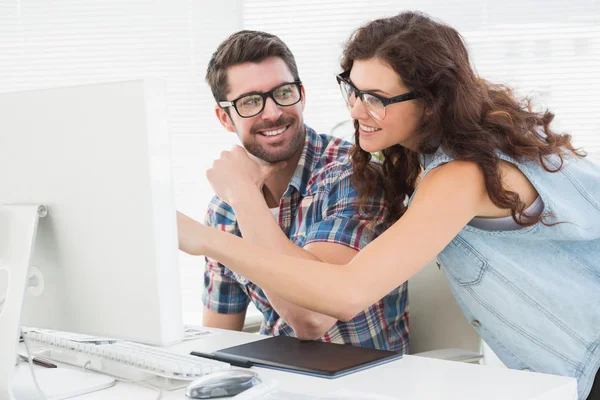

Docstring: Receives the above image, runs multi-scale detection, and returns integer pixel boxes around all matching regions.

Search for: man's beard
[242,115,306,163]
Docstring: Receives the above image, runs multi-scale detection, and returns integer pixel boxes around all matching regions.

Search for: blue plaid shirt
[202,126,409,352]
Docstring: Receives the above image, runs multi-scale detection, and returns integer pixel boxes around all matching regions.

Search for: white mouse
[185,369,261,399]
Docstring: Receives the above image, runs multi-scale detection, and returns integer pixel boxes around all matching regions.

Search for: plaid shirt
[202,126,409,353]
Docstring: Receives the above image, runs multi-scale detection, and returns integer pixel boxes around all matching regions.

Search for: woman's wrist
[176,211,210,256]
[194,223,210,256]
[229,184,265,210]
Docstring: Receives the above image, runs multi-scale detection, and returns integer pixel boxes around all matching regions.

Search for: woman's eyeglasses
[219,81,303,118]
[336,71,417,120]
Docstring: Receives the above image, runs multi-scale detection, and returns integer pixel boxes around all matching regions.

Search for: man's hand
[206,146,286,205]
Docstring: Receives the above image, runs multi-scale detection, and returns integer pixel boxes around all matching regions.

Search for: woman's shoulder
[418,160,487,203]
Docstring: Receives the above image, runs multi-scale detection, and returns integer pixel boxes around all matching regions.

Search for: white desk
[22,328,577,399]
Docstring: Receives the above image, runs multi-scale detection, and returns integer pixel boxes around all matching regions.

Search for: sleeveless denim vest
[413,148,600,399]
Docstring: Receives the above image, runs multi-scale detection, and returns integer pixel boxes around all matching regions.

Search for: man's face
[216,57,306,163]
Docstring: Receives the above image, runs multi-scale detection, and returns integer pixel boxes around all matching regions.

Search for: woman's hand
[206,145,286,206]
[176,211,205,256]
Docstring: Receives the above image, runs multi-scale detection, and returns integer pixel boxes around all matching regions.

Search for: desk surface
[26,327,577,400]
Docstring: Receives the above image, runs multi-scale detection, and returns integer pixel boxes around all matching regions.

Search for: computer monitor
[0,79,184,345]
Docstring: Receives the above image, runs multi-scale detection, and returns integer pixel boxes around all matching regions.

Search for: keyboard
[23,330,230,386]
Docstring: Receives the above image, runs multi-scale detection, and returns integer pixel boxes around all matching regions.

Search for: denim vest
[414,148,600,399]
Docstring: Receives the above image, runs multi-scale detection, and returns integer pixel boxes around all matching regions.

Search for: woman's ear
[421,100,433,117]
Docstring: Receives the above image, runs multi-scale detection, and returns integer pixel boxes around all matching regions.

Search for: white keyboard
[23,331,230,385]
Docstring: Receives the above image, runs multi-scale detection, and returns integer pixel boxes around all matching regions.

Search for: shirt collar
[287,125,324,197]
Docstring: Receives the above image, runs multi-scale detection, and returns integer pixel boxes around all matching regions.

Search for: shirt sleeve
[201,201,251,314]
[304,167,390,251]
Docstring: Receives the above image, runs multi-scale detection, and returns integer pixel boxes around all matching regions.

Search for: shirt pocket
[288,195,315,244]
[437,235,488,286]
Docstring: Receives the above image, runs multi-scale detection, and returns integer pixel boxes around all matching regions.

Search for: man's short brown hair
[205,30,300,104]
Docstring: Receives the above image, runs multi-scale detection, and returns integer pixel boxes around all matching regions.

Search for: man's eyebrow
[232,81,289,99]
[233,88,262,99]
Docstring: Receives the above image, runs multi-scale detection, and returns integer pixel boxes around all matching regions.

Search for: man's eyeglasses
[219,81,303,118]
[336,71,417,120]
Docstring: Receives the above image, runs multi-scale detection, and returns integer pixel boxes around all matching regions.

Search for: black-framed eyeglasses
[219,81,303,118]
[336,71,417,120]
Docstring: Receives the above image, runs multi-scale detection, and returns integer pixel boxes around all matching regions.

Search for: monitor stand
[0,205,115,400]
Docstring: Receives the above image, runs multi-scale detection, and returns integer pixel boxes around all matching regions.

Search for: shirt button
[471,320,481,328]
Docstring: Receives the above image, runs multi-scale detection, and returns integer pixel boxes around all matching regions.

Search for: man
[201,30,408,352]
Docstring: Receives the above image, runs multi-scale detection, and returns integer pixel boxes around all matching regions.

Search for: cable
[22,334,163,400]
[21,328,48,400]
[22,336,162,400]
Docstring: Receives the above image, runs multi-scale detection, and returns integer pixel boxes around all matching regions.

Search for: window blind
[2,1,598,326]
[244,0,600,160]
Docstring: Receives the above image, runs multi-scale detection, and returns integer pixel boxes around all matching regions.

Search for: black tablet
[213,335,403,379]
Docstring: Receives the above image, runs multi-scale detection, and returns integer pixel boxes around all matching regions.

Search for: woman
[178,12,600,399]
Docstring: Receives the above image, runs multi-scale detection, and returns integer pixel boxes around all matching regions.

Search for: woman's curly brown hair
[342,11,584,225]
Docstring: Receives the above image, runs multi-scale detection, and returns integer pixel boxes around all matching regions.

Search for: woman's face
[348,58,424,153]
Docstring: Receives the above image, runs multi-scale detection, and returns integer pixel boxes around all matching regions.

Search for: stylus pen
[18,354,58,369]
[190,351,253,368]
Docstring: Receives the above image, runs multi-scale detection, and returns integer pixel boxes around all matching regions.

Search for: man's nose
[261,97,283,121]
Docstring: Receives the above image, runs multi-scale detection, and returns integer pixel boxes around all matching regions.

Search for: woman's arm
[178,161,487,321]
[230,189,354,339]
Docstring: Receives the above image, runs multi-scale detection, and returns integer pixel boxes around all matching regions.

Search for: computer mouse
[185,369,261,399]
